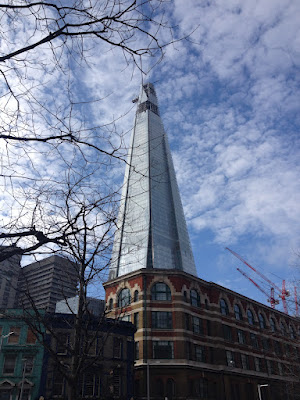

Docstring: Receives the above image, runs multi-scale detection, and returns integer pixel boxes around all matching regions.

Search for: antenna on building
[226,247,290,313]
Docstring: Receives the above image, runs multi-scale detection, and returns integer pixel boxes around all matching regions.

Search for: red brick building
[104,269,300,400]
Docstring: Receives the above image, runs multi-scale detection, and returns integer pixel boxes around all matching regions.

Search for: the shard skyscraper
[109,83,197,280]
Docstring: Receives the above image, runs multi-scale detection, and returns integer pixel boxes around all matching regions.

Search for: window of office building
[151,282,171,301]
[20,388,31,400]
[134,312,139,329]
[234,304,243,320]
[289,325,296,339]
[190,289,200,307]
[192,317,203,334]
[82,372,95,396]
[195,345,206,362]
[226,350,235,367]
[166,379,176,399]
[23,357,34,375]
[262,338,270,351]
[3,355,16,374]
[57,333,69,355]
[8,327,20,344]
[274,341,281,356]
[185,313,190,330]
[223,325,232,341]
[241,354,249,369]
[153,341,174,359]
[220,299,229,316]
[192,378,208,398]
[152,311,172,329]
[113,337,123,359]
[267,360,274,375]
[254,357,261,372]
[250,333,259,349]
[133,290,139,302]
[237,329,246,345]
[280,322,286,335]
[258,313,266,329]
[247,309,254,325]
[118,288,131,308]
[270,318,276,333]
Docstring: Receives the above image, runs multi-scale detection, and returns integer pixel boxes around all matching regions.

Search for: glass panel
[152,311,172,329]
[3,355,16,374]
[153,341,174,359]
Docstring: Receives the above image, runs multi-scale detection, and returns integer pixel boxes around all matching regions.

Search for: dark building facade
[40,314,136,400]
[104,269,300,400]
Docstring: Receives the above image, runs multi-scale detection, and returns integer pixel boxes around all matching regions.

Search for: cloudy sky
[1,0,299,312]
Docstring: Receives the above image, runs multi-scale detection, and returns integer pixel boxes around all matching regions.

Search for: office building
[18,255,78,312]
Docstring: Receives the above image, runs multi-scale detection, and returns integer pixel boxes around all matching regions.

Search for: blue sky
[1,0,299,313]
[80,0,300,312]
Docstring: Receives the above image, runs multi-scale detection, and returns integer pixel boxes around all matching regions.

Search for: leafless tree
[0,0,174,261]
[0,1,177,398]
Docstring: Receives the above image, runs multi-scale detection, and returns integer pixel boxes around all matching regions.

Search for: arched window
[183,290,187,302]
[270,318,276,333]
[166,378,176,399]
[289,325,296,340]
[190,289,200,307]
[234,304,242,320]
[220,299,229,315]
[247,309,254,325]
[205,299,209,310]
[108,298,113,310]
[258,313,266,329]
[118,288,131,308]
[280,322,286,335]
[134,290,139,302]
[155,379,164,397]
[151,282,171,301]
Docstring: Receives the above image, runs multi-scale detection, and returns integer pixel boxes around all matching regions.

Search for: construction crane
[226,247,290,313]
[237,268,279,308]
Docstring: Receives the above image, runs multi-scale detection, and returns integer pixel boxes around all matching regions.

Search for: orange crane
[226,247,290,313]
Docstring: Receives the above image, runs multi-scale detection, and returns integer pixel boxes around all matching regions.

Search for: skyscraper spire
[109,83,197,280]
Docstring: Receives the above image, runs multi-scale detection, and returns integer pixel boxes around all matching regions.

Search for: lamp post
[258,384,269,400]
[0,331,14,351]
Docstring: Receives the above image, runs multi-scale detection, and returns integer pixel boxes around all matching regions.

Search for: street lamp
[258,384,269,400]
[0,331,14,352]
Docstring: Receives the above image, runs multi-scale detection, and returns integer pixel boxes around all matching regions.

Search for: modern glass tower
[109,83,197,280]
